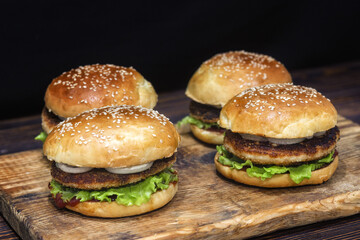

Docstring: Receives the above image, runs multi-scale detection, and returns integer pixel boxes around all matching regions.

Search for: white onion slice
[105,162,153,174]
[267,137,306,145]
[240,133,267,142]
[56,162,93,173]
[240,132,326,145]
[314,131,326,137]
[306,131,327,139]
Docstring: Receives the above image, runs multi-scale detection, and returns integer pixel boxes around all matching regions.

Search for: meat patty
[189,100,221,123]
[41,107,62,133]
[51,155,176,190]
[224,126,340,166]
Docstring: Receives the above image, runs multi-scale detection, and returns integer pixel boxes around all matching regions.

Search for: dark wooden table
[0,61,359,239]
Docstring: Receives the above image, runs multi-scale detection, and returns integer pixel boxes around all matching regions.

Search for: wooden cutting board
[0,115,360,240]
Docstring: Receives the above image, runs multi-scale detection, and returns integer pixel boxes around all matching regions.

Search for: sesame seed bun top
[219,84,337,138]
[43,105,180,168]
[185,51,292,107]
[44,64,158,118]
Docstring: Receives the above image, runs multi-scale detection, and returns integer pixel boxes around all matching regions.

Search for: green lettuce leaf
[288,165,312,184]
[34,131,48,143]
[318,152,334,163]
[49,168,178,206]
[176,116,219,129]
[247,165,289,180]
[216,145,253,170]
[216,145,335,184]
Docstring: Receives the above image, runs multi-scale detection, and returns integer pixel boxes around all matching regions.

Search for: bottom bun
[190,124,224,145]
[214,152,339,188]
[41,107,61,134]
[66,182,178,218]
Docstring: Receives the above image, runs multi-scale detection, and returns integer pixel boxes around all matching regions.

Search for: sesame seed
[50,105,173,147]
[231,84,331,116]
[204,51,279,85]
[49,64,143,107]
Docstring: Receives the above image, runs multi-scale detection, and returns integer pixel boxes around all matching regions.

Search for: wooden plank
[0,123,43,155]
[0,115,359,239]
[256,214,360,240]
[0,216,19,240]
[0,61,359,239]
[0,115,40,130]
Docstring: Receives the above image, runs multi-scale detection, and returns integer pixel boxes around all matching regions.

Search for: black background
[1,0,359,120]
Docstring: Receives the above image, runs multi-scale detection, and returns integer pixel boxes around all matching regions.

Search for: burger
[215,84,340,188]
[35,64,157,142]
[177,50,292,145]
[43,105,180,217]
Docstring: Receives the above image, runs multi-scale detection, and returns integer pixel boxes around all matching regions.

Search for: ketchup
[52,194,81,208]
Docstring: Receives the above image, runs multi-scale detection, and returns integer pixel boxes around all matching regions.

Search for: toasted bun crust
[190,125,224,145]
[215,152,338,188]
[66,182,178,218]
[185,51,292,107]
[45,64,157,118]
[43,106,180,168]
[219,84,338,138]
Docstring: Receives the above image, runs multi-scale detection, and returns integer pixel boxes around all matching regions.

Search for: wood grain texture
[256,214,360,240]
[0,61,359,239]
[0,216,19,240]
[0,115,359,240]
